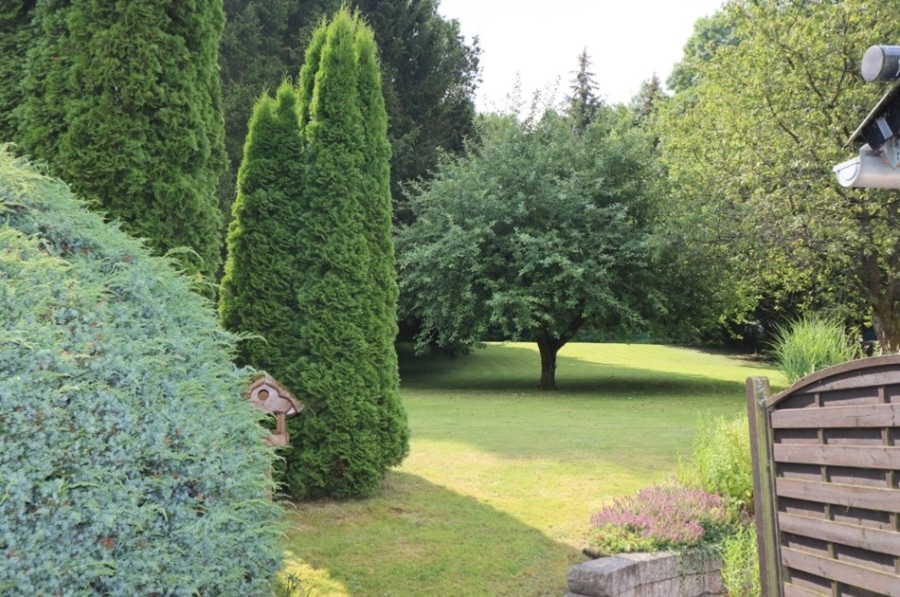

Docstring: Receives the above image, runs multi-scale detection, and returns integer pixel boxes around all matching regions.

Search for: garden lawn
[280,342,784,596]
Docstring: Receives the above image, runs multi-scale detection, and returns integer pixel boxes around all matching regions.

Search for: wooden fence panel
[748,355,900,596]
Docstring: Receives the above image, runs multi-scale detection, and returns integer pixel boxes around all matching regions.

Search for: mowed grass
[280,342,785,596]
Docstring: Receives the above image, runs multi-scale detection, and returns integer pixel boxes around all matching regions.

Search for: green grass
[280,342,784,596]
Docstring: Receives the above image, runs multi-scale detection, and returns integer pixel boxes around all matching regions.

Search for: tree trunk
[873,304,900,353]
[536,333,564,391]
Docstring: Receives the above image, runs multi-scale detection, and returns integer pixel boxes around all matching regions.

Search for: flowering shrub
[589,484,729,554]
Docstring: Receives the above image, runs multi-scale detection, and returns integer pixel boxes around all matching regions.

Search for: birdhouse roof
[242,373,304,416]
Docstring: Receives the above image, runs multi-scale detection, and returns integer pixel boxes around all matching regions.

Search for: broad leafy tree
[666,9,736,95]
[397,108,666,390]
[657,0,900,348]
[17,0,226,282]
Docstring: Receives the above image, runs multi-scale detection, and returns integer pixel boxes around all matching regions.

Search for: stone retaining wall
[565,550,725,597]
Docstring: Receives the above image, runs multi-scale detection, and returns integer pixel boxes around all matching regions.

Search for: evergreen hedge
[0,147,282,595]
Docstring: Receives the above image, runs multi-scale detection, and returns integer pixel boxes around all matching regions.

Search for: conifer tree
[18,0,226,281]
[354,23,409,469]
[567,48,601,131]
[0,2,35,143]
[282,9,408,498]
[219,81,305,374]
[218,0,480,224]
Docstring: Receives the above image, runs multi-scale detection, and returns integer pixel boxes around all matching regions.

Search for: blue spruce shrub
[0,147,283,596]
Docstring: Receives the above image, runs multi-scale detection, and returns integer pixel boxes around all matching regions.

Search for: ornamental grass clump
[771,313,859,384]
[589,485,729,555]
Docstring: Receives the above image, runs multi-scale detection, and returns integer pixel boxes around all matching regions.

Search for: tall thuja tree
[354,22,409,469]
[219,81,305,374]
[284,9,408,498]
[218,0,480,226]
[19,0,226,281]
[0,1,35,143]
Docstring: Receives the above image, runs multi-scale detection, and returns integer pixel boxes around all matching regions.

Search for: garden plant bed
[566,550,725,597]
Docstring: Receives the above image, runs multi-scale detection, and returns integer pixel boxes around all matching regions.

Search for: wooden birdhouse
[242,374,304,447]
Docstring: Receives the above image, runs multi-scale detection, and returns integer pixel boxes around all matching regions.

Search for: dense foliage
[0,147,282,595]
[397,106,668,390]
[221,10,408,498]
[720,524,761,597]
[289,9,408,497]
[219,81,305,374]
[0,2,34,143]
[656,0,900,348]
[11,1,226,282]
[219,0,480,222]
[591,412,759,592]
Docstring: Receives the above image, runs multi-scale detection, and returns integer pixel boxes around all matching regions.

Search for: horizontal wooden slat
[772,403,900,429]
[779,512,900,556]
[776,478,900,513]
[782,547,900,596]
[783,583,829,597]
[773,444,900,469]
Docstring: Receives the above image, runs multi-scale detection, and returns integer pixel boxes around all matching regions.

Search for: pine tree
[219,81,305,374]
[633,73,663,126]
[18,0,226,281]
[567,48,601,131]
[281,9,408,498]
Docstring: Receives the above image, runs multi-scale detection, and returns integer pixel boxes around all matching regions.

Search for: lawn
[279,342,785,596]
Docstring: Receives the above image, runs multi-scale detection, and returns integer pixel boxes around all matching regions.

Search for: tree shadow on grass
[279,471,584,596]
[399,342,777,397]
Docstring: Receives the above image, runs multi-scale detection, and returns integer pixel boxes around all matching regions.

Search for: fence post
[746,376,782,597]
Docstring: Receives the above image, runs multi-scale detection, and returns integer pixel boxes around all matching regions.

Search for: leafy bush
[677,413,754,519]
[771,313,859,384]
[0,148,283,595]
[720,523,761,597]
[588,485,729,554]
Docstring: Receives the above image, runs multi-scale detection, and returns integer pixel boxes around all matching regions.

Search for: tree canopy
[397,107,666,390]
[656,0,900,348]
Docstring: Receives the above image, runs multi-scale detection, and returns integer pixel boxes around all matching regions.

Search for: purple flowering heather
[589,485,727,552]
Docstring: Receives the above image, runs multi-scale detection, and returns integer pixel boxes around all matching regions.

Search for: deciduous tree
[657,0,900,348]
[397,108,665,390]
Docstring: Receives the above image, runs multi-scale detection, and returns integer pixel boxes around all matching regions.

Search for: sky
[437,0,725,112]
